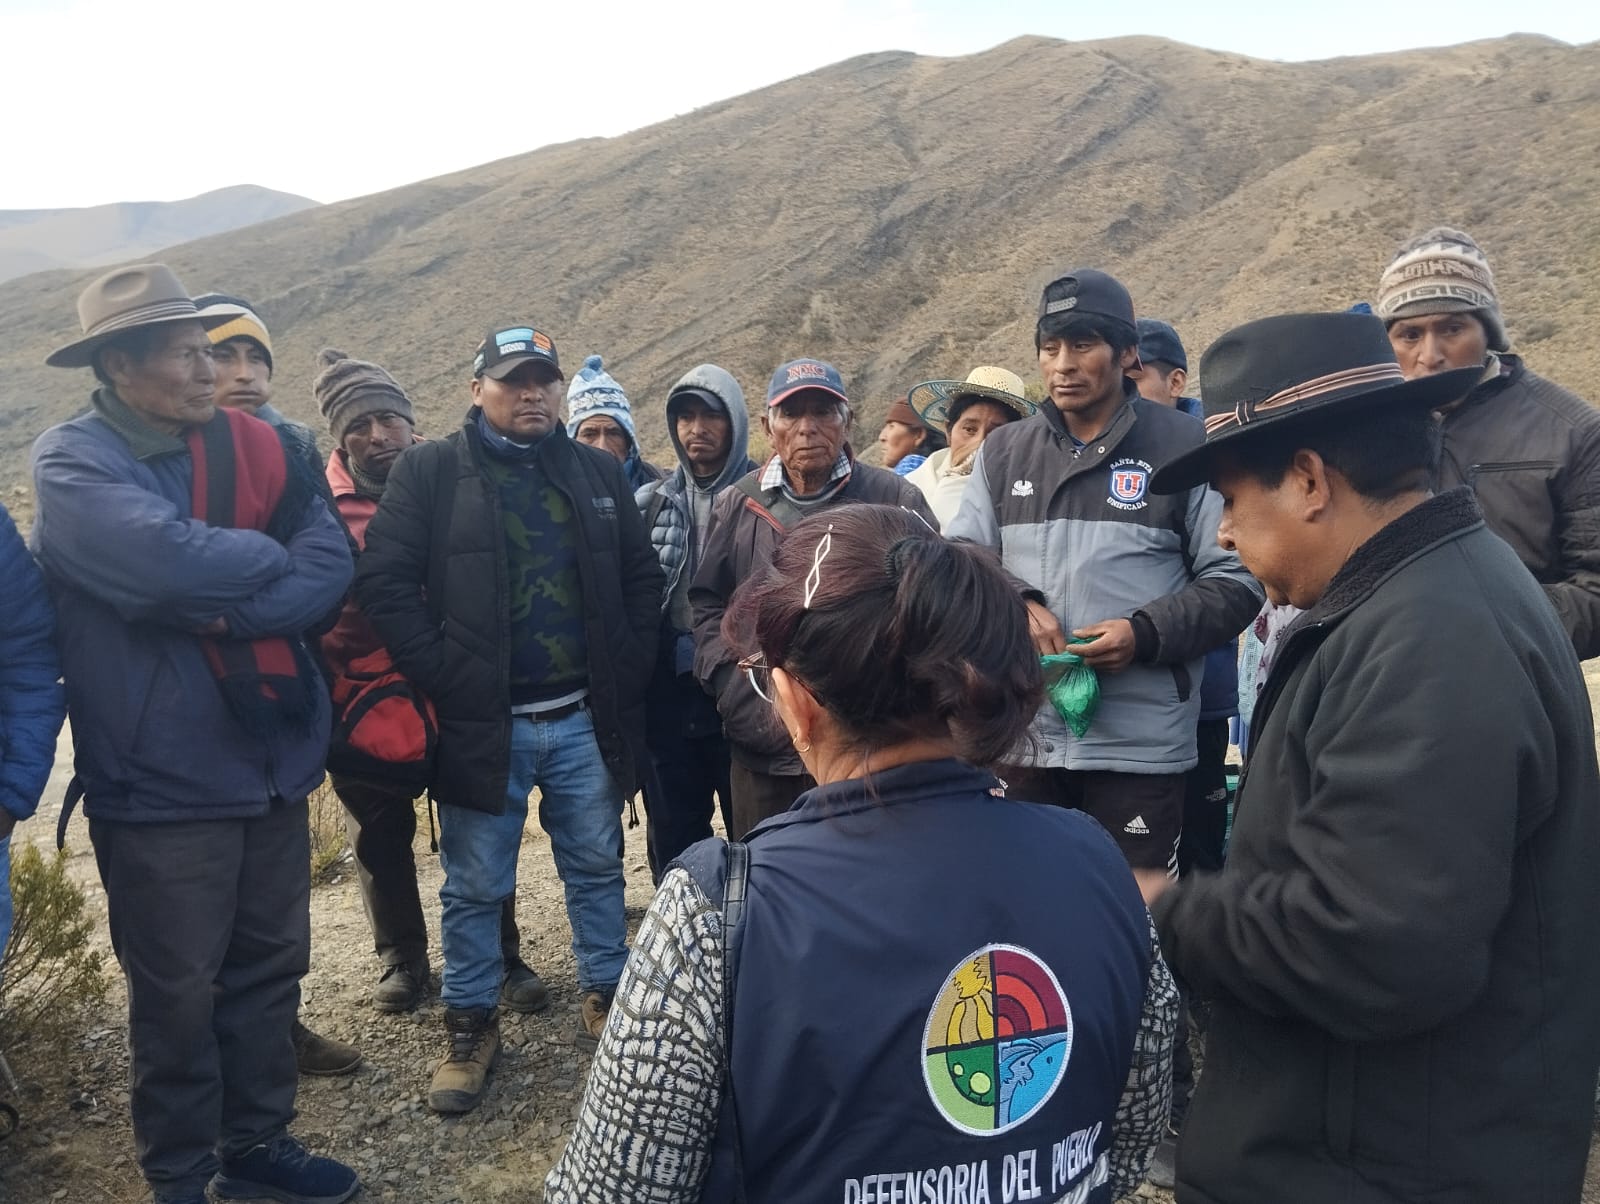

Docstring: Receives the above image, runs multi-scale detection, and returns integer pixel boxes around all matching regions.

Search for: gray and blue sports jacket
[947,384,1261,774]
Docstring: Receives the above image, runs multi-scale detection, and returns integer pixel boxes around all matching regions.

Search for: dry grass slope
[0,33,1595,488]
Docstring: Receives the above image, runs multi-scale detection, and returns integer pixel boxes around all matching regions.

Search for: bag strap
[721,840,751,1201]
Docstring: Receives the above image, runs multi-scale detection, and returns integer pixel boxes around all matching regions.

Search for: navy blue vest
[683,759,1151,1204]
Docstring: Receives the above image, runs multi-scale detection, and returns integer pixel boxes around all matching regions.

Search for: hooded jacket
[946,386,1261,773]
[634,364,757,630]
[1435,354,1600,660]
[1153,490,1600,1204]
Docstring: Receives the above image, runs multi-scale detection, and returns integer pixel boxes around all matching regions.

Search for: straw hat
[907,365,1035,432]
[46,263,232,369]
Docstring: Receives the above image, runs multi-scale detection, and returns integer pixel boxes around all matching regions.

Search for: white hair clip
[803,524,835,610]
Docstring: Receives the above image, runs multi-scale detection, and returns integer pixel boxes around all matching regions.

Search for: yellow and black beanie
[194,292,274,373]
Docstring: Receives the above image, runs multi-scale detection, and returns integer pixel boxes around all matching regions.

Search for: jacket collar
[463,405,566,463]
[1254,489,1484,745]
[1297,487,1484,633]
[90,387,188,461]
[748,758,1005,840]
[1038,378,1139,451]
[1462,352,1523,407]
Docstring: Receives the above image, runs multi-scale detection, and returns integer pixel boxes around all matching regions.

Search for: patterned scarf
[187,408,320,735]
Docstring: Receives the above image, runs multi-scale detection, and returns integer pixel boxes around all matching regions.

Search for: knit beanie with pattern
[313,348,415,443]
[1376,227,1509,352]
[564,354,639,445]
[194,292,274,373]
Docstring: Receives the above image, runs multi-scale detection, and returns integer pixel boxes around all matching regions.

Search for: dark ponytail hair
[722,505,1041,766]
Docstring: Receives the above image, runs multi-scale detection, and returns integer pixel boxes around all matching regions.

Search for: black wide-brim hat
[1150,311,1483,494]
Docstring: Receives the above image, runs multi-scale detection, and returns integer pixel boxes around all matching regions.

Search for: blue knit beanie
[565,354,639,445]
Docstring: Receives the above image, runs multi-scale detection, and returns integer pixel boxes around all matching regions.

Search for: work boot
[428,1006,500,1114]
[499,958,551,1013]
[211,1134,359,1203]
[292,1021,363,1077]
[575,988,613,1049]
[372,960,429,1013]
[151,1190,209,1204]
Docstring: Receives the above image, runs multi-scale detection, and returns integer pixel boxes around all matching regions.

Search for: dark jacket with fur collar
[1153,488,1600,1204]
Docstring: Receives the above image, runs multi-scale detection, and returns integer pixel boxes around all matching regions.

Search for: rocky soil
[0,743,662,1204]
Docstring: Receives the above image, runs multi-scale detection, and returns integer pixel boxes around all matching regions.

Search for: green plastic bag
[1041,638,1100,737]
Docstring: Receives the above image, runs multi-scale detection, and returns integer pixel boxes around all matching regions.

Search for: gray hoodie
[634,364,755,632]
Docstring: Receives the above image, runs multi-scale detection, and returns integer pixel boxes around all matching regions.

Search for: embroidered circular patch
[921,944,1072,1136]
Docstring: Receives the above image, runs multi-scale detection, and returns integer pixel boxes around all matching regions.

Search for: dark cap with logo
[473,326,561,380]
[766,358,849,408]
[1136,318,1187,372]
[1037,269,1137,342]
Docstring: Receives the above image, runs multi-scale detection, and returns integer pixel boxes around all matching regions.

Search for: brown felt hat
[47,263,231,369]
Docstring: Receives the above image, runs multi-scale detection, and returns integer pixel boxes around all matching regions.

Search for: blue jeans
[437,709,627,1008]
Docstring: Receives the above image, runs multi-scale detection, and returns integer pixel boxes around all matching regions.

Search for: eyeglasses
[737,652,774,704]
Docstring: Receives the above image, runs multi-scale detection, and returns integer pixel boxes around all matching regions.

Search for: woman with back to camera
[546,505,1176,1204]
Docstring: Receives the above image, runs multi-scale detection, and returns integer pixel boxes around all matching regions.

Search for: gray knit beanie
[313,348,415,442]
[1376,227,1509,352]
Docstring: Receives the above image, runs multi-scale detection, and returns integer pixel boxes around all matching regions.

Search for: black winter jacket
[355,411,661,813]
[689,460,936,774]
[1436,354,1600,659]
[1153,489,1600,1204]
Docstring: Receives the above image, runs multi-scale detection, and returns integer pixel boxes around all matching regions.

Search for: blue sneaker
[211,1135,359,1204]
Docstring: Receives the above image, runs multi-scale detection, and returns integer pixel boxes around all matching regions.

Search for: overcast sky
[1,0,1594,210]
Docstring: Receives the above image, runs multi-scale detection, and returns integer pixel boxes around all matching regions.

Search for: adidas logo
[1123,814,1151,835]
[1011,479,1035,497]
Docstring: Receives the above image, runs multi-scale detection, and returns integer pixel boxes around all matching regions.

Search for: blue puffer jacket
[0,502,65,823]
[635,364,756,618]
[31,394,353,822]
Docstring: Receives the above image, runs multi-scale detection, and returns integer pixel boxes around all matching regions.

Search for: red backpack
[325,647,437,791]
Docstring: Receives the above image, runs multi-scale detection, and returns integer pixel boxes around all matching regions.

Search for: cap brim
[1149,364,1484,494]
[480,354,562,381]
[667,386,726,413]
[46,309,236,368]
[767,383,849,409]
[907,380,1036,431]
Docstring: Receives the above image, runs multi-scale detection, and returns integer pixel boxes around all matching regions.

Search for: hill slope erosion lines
[0,34,1595,484]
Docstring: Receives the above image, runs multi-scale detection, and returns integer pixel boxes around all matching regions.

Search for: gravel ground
[3,709,1599,1203]
[0,734,660,1204]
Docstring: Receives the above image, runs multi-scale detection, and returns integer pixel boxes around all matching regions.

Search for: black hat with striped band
[47,263,233,369]
[1149,311,1482,495]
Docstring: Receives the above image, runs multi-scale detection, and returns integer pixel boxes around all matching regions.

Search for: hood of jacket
[663,364,751,494]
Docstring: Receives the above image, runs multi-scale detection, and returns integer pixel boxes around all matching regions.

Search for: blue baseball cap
[766,358,849,408]
[473,325,561,380]
[1136,318,1187,373]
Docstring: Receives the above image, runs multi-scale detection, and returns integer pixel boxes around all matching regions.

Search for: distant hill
[0,185,318,284]
[0,34,1595,493]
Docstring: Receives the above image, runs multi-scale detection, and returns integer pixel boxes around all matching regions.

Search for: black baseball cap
[1136,318,1187,372]
[473,325,561,380]
[1037,269,1137,342]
